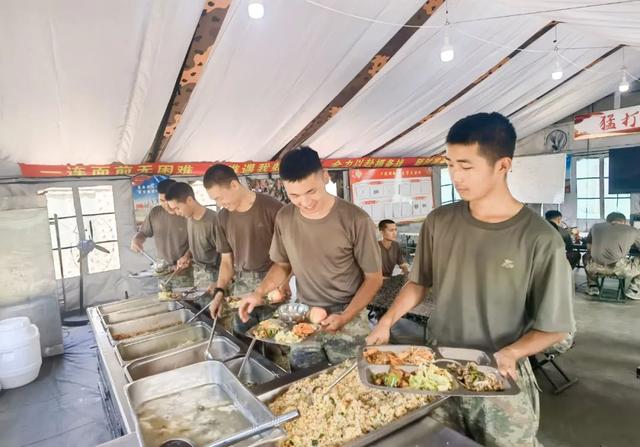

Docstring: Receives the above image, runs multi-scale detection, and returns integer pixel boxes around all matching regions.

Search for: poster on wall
[132,175,168,226]
[350,168,433,224]
[565,155,572,193]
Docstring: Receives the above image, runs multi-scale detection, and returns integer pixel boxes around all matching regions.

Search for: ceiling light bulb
[551,58,563,80]
[248,0,264,19]
[440,33,454,62]
[618,71,630,93]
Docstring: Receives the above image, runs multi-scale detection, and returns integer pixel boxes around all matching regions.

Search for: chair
[595,274,626,302]
[530,340,579,395]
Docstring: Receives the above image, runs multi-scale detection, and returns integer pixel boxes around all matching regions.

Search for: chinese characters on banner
[574,105,640,140]
[18,156,446,178]
[350,168,434,224]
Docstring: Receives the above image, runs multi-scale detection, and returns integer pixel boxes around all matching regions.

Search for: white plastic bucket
[0,318,42,389]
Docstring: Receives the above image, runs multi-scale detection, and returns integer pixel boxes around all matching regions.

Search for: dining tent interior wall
[0,0,639,311]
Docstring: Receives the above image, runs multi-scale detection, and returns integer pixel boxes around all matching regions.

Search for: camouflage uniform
[584,254,640,299]
[192,263,218,308]
[230,271,278,336]
[166,266,194,288]
[432,359,541,447]
[288,308,371,370]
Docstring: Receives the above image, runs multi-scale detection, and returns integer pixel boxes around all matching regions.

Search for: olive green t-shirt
[409,201,575,352]
[270,198,382,308]
[139,206,189,263]
[379,240,405,277]
[187,208,219,268]
[216,193,283,273]
[586,222,640,265]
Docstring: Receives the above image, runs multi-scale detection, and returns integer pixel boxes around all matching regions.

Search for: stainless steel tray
[115,322,211,366]
[258,363,446,447]
[245,318,320,347]
[125,360,285,447]
[101,301,181,326]
[96,295,159,316]
[106,308,194,345]
[124,336,242,382]
[224,357,279,389]
[358,345,520,397]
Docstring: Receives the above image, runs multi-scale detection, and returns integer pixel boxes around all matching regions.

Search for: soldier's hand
[209,291,224,318]
[494,347,519,380]
[130,237,144,253]
[176,255,191,272]
[365,322,391,346]
[319,313,348,334]
[238,292,264,323]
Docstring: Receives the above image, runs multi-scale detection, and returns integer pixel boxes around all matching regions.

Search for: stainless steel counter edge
[89,307,137,434]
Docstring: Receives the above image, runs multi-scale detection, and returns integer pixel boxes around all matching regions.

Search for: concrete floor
[390,271,640,447]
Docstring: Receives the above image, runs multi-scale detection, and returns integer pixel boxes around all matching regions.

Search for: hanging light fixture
[248,0,264,19]
[550,27,562,81]
[440,3,454,62]
[618,48,629,93]
[619,70,630,93]
[551,52,563,81]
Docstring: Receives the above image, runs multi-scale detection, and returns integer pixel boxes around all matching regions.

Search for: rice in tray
[268,365,437,447]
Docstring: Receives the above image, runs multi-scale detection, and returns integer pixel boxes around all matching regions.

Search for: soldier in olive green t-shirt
[239,147,383,370]
[368,113,575,447]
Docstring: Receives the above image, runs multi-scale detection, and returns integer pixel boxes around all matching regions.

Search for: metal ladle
[204,314,218,360]
[186,298,212,324]
[237,337,257,380]
[159,410,299,447]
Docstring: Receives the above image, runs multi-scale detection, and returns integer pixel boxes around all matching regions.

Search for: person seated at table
[378,219,410,278]
[545,210,580,269]
[583,212,640,299]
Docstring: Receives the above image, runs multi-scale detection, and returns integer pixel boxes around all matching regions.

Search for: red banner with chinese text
[18,156,446,178]
[574,105,640,140]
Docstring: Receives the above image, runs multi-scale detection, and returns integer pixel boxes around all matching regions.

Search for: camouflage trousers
[166,266,194,288]
[193,263,218,308]
[584,254,640,299]
[289,309,371,370]
[432,359,541,447]
[217,270,276,335]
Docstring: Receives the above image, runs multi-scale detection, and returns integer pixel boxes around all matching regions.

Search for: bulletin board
[350,167,434,223]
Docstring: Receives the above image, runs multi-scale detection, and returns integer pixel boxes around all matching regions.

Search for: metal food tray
[245,319,320,347]
[224,357,279,389]
[105,308,194,345]
[115,322,211,366]
[101,301,181,326]
[124,337,242,382]
[358,345,520,397]
[258,363,447,447]
[96,295,160,317]
[125,360,285,447]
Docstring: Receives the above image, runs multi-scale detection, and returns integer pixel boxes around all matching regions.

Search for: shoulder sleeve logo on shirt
[501,259,515,269]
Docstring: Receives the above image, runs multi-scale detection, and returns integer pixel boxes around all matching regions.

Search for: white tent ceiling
[1,0,639,167]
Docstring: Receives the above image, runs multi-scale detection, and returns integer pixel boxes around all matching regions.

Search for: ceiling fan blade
[89,221,95,241]
[95,245,110,254]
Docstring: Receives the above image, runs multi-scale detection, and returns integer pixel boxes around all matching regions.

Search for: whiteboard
[508,153,566,204]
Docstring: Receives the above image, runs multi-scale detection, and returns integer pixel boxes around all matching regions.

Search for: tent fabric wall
[0,178,154,309]
[0,1,639,165]
[0,0,203,165]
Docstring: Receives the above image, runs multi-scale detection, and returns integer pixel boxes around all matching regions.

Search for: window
[190,180,217,211]
[440,168,460,206]
[41,185,120,279]
[576,155,630,220]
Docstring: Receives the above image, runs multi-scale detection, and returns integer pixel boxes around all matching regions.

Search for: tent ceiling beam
[271,0,445,161]
[143,0,232,163]
[366,20,559,157]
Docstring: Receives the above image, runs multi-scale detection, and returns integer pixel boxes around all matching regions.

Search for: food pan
[125,361,284,447]
[101,301,181,326]
[125,337,242,382]
[96,295,159,316]
[106,308,194,345]
[115,322,210,366]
